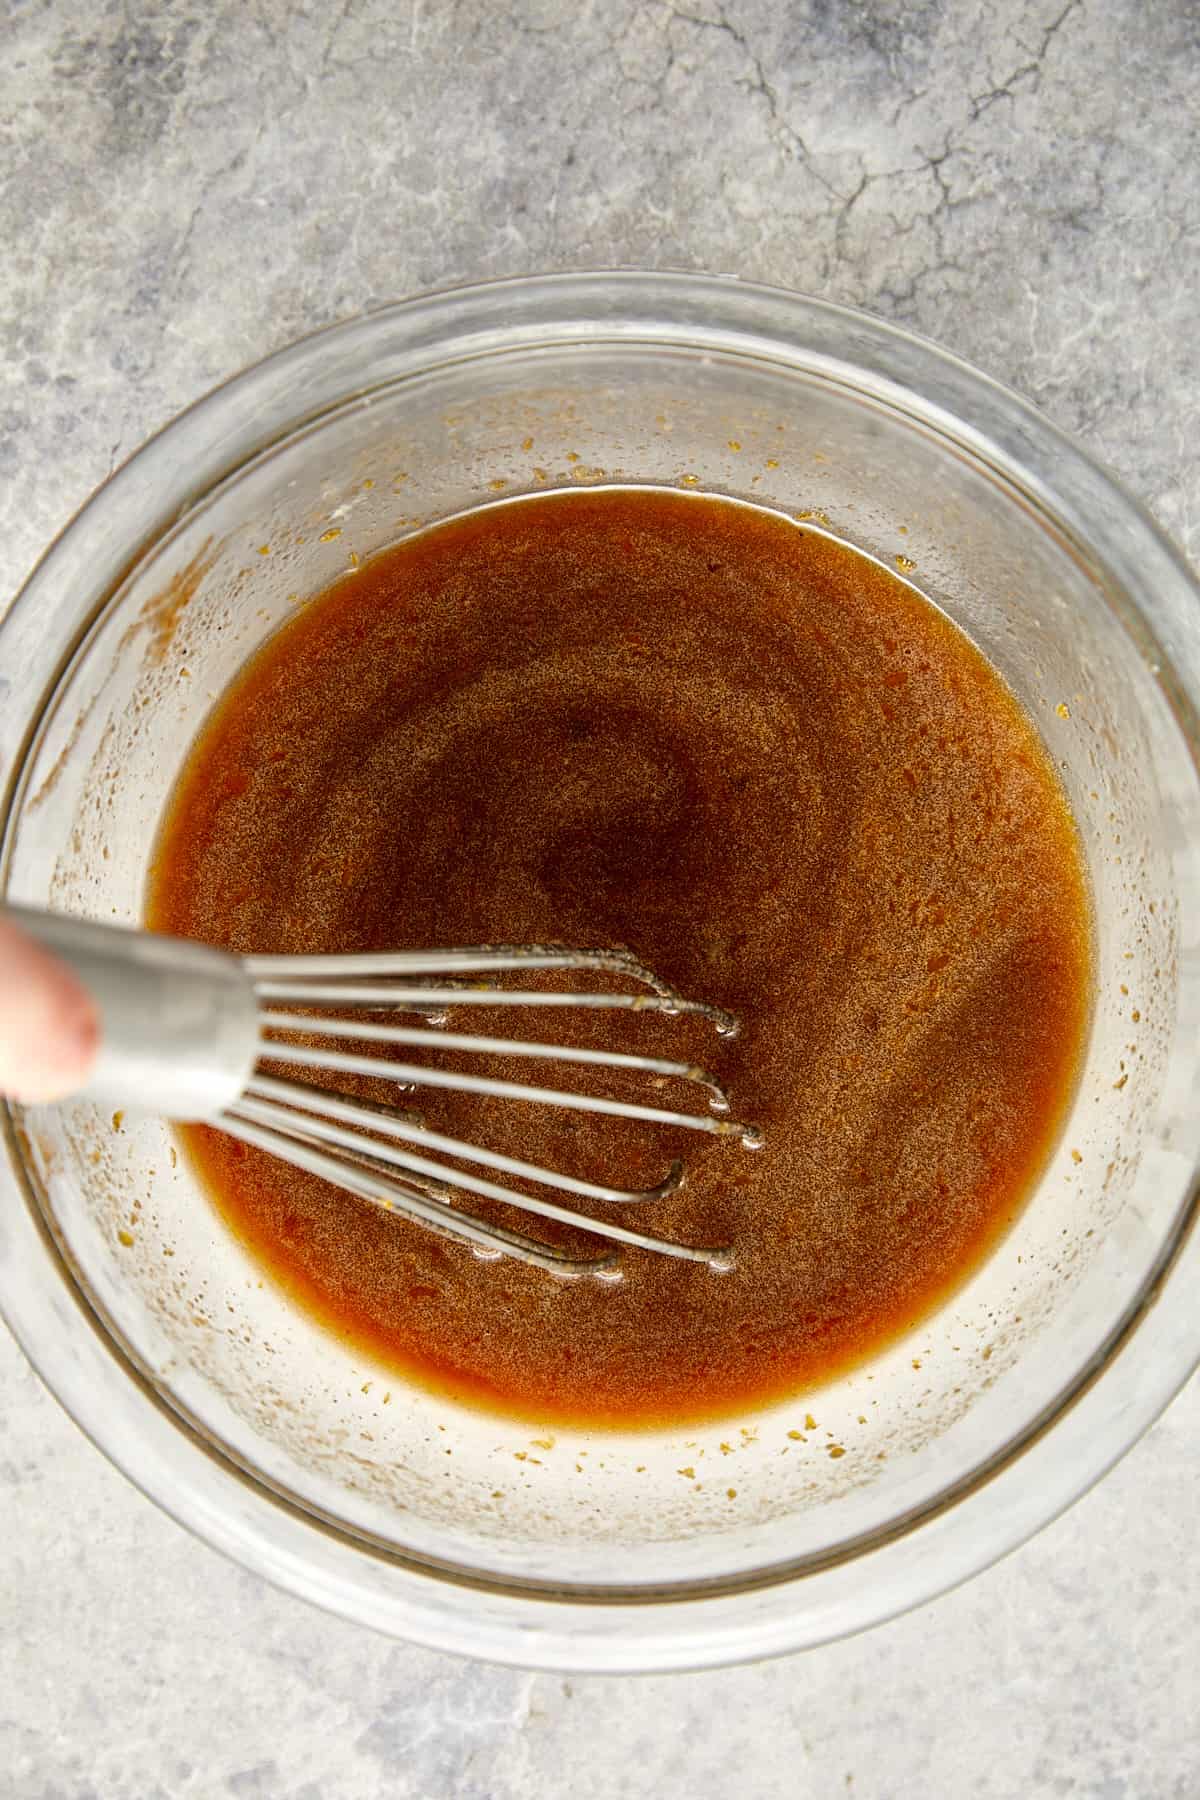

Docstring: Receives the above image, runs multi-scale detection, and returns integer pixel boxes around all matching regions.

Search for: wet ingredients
[148,488,1092,1428]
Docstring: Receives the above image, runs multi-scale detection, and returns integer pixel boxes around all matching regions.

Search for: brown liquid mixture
[148,490,1091,1428]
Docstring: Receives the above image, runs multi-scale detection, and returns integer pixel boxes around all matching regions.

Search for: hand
[0,915,99,1103]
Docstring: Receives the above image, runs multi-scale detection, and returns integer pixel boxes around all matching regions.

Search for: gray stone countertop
[1,1,1198,1794]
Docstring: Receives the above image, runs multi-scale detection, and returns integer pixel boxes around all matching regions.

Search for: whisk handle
[4,906,259,1122]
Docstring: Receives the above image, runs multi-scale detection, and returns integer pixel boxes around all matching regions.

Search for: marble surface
[1,0,1198,1793]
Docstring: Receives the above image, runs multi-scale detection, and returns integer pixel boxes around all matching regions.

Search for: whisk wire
[227,1092,730,1270]
[243,1074,685,1206]
[257,1037,748,1136]
[258,1011,730,1106]
[219,1108,618,1278]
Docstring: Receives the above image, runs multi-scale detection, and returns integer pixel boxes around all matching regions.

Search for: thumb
[0,915,100,1103]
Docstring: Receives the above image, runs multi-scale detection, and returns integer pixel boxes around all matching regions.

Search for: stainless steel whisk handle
[5,906,259,1121]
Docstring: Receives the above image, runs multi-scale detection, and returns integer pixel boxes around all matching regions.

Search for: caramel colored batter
[148,490,1091,1427]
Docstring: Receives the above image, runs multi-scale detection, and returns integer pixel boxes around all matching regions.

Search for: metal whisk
[10,906,761,1279]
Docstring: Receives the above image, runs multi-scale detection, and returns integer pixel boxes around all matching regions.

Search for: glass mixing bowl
[2,273,1198,1673]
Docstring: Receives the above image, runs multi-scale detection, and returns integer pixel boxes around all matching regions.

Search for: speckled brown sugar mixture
[148,489,1092,1428]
